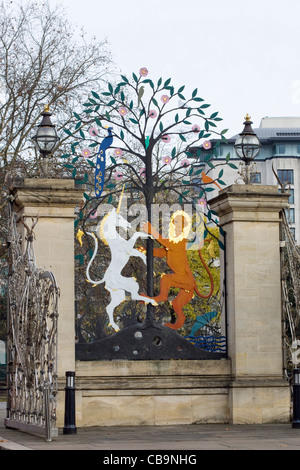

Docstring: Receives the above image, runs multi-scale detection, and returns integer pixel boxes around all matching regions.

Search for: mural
[61,68,232,360]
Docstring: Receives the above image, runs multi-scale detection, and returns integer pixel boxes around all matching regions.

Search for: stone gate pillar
[11,178,83,377]
[210,184,291,424]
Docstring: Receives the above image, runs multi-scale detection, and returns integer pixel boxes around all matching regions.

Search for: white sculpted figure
[86,207,156,332]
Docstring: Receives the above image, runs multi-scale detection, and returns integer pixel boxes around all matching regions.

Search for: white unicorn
[86,206,156,332]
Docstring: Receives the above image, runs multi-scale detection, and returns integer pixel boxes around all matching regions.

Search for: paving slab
[1,404,300,452]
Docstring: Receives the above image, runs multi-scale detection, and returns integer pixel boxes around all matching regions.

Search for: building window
[251,172,261,183]
[287,208,295,224]
[277,169,294,185]
[288,188,294,204]
[273,144,286,155]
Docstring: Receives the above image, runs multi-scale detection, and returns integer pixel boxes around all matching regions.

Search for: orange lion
[141,210,214,330]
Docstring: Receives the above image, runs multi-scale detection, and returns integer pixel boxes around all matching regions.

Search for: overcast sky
[47,0,300,137]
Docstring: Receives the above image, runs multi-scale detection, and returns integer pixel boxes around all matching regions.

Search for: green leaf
[108,83,114,94]
[204,187,215,192]
[175,113,179,123]
[87,159,95,168]
[218,239,225,251]
[132,72,138,82]
[143,79,154,89]
[178,85,185,93]
[164,78,171,87]
[218,169,224,178]
[63,128,72,136]
[200,103,211,108]
[171,147,177,158]
[157,77,162,87]
[61,154,71,158]
[179,134,186,142]
[228,162,238,169]
[192,88,198,98]
[91,91,100,100]
[121,75,129,83]
[73,112,81,120]
[120,130,125,140]
[79,129,85,139]
[178,93,186,100]
[111,156,117,165]
[75,254,84,265]
[129,118,139,125]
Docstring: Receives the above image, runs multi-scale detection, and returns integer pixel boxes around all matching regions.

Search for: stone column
[11,178,83,377]
[210,185,291,424]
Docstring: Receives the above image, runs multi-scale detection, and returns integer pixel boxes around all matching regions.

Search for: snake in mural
[142,210,214,330]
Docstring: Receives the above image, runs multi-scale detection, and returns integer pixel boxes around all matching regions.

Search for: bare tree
[0,0,112,176]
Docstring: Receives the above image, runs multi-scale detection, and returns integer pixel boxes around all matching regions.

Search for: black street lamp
[234,114,261,184]
[32,105,60,177]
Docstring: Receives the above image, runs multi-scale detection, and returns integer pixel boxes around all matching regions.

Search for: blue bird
[94,127,113,198]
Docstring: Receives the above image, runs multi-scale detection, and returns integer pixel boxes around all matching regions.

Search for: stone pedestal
[12,178,83,376]
[210,185,291,424]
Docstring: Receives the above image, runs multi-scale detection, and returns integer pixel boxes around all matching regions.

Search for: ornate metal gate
[5,203,59,441]
[281,208,300,376]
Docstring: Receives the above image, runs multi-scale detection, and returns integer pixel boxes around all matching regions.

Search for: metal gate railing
[5,204,59,441]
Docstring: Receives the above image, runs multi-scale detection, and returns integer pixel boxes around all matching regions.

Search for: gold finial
[244,114,251,122]
[44,104,50,112]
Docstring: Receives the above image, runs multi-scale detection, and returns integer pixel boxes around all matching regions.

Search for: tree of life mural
[61,68,235,360]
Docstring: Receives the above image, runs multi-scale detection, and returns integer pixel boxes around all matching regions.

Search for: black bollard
[292,368,300,428]
[63,371,77,435]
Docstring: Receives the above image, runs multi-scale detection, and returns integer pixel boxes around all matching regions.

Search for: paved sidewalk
[0,403,300,451]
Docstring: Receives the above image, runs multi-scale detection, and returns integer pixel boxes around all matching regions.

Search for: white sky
[47,0,300,137]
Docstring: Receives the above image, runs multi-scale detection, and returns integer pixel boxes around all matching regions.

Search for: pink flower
[82,148,91,158]
[118,107,127,116]
[197,198,207,208]
[114,171,123,181]
[149,110,157,118]
[89,127,98,136]
[162,134,170,143]
[203,140,212,150]
[90,210,98,219]
[161,95,169,104]
[140,168,146,177]
[192,124,200,133]
[181,158,190,167]
[114,148,123,157]
[163,156,171,164]
[139,67,148,77]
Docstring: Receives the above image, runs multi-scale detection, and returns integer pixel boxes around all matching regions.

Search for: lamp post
[32,105,59,177]
[234,114,261,184]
